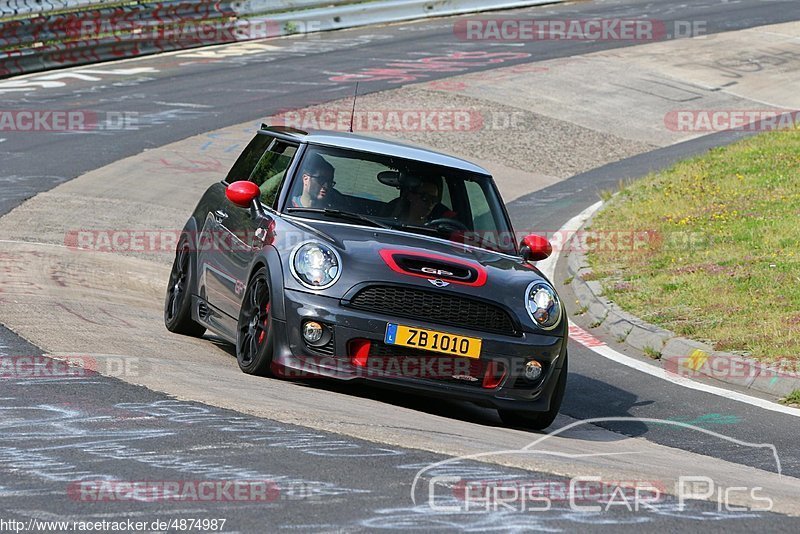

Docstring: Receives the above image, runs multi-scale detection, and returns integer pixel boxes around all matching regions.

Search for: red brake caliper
[258,302,271,344]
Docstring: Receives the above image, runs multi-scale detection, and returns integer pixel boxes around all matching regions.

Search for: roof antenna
[349,82,359,133]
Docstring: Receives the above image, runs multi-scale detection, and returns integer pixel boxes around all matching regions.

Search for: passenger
[392,177,456,225]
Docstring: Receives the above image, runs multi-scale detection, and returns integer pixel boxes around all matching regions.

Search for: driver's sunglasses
[409,190,436,203]
[309,173,334,187]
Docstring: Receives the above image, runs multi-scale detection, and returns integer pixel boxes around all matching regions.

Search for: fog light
[302,321,323,344]
[524,360,543,381]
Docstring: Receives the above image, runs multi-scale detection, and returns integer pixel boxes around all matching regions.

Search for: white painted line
[571,322,800,417]
[543,202,800,418]
[0,138,6,143]
[537,200,601,282]
[152,101,213,109]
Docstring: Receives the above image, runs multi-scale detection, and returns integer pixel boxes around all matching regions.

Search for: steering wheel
[425,217,469,232]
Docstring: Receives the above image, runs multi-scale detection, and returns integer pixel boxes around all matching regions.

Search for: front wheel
[164,238,206,337]
[498,352,568,430]
[236,267,275,376]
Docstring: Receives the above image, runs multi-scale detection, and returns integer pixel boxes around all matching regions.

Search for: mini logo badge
[428,279,450,288]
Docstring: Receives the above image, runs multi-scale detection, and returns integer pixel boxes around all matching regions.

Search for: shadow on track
[207,336,649,440]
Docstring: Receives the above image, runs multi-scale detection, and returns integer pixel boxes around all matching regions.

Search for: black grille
[348,286,518,336]
[307,334,335,356]
[368,343,485,387]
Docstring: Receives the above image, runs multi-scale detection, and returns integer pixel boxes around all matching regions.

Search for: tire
[164,238,206,337]
[498,351,568,431]
[236,267,275,376]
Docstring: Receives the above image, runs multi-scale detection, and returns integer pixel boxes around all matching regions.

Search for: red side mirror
[226,181,260,208]
[520,234,552,261]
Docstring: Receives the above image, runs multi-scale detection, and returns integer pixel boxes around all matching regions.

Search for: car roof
[262,125,491,176]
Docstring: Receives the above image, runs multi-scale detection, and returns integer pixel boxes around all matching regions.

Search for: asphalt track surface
[3,323,796,532]
[2,0,800,530]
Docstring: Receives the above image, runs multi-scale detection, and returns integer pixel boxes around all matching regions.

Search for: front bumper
[270,288,567,413]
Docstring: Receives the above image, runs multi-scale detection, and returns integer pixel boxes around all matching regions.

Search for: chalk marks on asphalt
[357,502,762,531]
[174,42,282,59]
[114,400,403,459]
[0,372,376,521]
[0,68,160,95]
[0,34,391,98]
[676,43,800,83]
[153,153,225,174]
[328,51,532,84]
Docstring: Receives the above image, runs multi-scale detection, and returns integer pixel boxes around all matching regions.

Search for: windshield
[284,144,516,254]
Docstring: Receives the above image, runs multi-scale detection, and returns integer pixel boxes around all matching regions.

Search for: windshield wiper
[286,208,391,229]
[393,222,505,253]
[391,223,441,237]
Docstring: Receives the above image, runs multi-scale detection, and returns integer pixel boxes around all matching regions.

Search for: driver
[291,154,336,208]
[404,179,439,224]
[394,177,457,225]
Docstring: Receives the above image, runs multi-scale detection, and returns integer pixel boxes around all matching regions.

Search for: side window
[225,134,272,184]
[464,180,496,232]
[440,177,452,208]
[250,141,298,209]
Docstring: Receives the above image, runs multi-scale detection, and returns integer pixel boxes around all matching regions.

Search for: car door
[198,133,273,320]
[209,138,299,319]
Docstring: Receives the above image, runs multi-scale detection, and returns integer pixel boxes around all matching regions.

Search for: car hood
[287,215,544,270]
[276,217,561,334]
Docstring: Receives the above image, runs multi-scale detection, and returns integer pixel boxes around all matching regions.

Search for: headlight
[525,282,561,330]
[290,241,341,289]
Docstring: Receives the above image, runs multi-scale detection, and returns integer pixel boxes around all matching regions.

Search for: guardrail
[0,0,562,79]
[1,1,110,18]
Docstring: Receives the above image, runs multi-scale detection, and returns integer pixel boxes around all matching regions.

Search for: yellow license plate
[384,323,482,359]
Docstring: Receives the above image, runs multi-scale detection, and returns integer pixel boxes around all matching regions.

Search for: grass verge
[780,390,800,406]
[587,128,800,363]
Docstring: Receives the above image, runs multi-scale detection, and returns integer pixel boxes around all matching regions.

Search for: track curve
[2,0,800,530]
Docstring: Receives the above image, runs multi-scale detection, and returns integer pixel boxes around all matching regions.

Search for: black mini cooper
[165,125,567,429]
